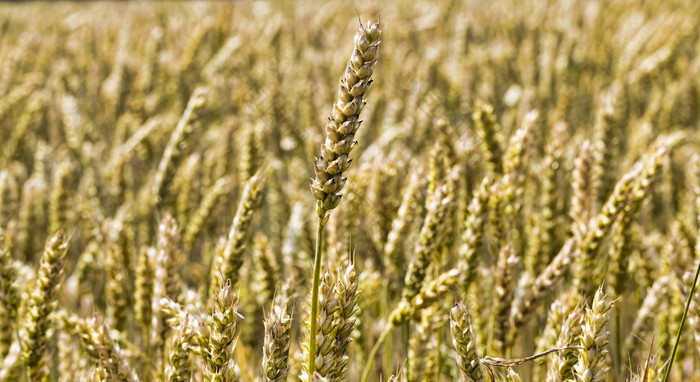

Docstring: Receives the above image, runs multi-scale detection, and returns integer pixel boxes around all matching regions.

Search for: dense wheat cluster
[1,1,700,381]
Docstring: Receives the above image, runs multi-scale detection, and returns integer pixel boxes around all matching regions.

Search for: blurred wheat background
[1,0,700,381]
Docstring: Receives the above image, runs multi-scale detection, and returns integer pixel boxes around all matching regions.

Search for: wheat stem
[662,256,700,382]
[360,326,391,382]
[308,210,327,376]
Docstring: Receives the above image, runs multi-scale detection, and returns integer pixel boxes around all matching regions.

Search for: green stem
[361,327,391,382]
[307,210,326,376]
[662,257,700,382]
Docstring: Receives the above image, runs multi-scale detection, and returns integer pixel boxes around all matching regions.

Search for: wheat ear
[72,314,139,382]
[547,303,584,382]
[152,86,208,206]
[209,171,265,302]
[206,280,243,382]
[151,214,182,357]
[262,304,292,382]
[303,273,339,380]
[450,301,484,382]
[19,231,70,380]
[511,238,577,330]
[573,288,613,382]
[329,260,360,381]
[0,230,20,359]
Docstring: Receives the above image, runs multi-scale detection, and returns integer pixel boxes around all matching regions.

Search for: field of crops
[1,1,700,381]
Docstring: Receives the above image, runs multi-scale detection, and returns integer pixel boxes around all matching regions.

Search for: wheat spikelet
[16,143,49,260]
[59,93,90,164]
[655,273,683,367]
[240,123,263,181]
[369,154,408,254]
[592,84,623,203]
[0,171,12,228]
[624,275,671,357]
[105,238,130,332]
[426,141,448,209]
[410,268,460,321]
[282,202,311,288]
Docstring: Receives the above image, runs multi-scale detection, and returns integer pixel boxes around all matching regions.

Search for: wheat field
[0,0,700,381]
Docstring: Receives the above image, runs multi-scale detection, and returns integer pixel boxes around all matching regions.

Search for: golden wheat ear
[17,231,70,381]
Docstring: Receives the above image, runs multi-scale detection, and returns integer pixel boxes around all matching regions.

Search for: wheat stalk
[307,19,381,376]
